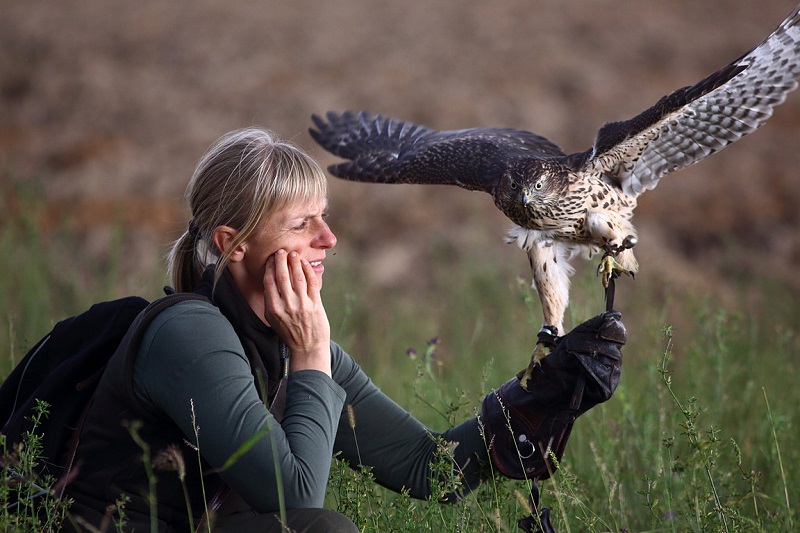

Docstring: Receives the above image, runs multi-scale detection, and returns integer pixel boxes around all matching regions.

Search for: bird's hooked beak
[522,187,534,207]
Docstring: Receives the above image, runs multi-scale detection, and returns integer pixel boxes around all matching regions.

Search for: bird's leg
[597,235,637,289]
[517,325,559,390]
[514,237,572,390]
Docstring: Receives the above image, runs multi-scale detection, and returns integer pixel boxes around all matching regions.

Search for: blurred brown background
[2,0,799,302]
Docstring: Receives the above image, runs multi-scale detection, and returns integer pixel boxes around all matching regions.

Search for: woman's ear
[213,226,246,262]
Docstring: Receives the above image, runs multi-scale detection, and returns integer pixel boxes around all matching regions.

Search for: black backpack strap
[59,293,210,495]
[61,291,286,529]
[112,291,289,531]
[116,293,211,415]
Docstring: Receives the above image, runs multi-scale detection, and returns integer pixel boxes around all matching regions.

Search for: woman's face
[230,197,337,306]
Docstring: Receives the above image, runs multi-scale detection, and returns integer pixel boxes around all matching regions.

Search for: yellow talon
[597,254,634,289]
[517,341,552,390]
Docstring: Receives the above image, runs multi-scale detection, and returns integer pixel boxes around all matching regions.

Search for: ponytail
[167,226,204,292]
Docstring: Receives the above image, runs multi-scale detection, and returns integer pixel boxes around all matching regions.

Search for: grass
[324,305,798,532]
[2,177,798,531]
[1,401,72,532]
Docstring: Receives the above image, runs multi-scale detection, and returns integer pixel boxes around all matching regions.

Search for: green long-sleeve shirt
[134,299,487,513]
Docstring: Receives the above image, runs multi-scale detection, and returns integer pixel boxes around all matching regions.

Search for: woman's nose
[315,220,337,249]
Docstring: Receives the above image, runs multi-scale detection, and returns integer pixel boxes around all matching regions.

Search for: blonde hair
[168,127,328,292]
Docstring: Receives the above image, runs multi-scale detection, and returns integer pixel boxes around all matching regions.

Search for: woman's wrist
[289,346,332,376]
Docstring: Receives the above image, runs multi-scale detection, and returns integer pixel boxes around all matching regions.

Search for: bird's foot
[597,235,637,289]
[517,326,559,390]
[517,343,552,390]
[596,254,635,289]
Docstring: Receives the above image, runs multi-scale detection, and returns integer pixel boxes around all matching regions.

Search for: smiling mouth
[309,260,322,267]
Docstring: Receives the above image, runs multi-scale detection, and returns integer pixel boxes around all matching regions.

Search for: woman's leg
[211,491,357,533]
[213,507,358,533]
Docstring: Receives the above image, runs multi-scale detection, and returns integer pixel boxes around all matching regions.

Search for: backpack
[0,292,208,506]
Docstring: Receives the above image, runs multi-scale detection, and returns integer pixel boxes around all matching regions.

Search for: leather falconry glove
[481,311,625,479]
[480,311,625,532]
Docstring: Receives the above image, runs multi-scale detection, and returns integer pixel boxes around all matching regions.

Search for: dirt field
[2,0,799,296]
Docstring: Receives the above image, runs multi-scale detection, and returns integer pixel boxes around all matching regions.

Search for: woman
[63,127,625,532]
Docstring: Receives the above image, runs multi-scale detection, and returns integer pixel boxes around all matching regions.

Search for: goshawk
[310,5,800,385]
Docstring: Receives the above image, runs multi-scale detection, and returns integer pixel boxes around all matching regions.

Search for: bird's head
[494,159,567,228]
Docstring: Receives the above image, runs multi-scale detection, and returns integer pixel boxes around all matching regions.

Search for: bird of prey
[310,5,800,386]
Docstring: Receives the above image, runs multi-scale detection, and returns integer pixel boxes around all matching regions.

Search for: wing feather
[586,5,800,197]
[310,111,564,194]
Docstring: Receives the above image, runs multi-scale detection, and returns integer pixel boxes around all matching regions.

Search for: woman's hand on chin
[262,249,332,376]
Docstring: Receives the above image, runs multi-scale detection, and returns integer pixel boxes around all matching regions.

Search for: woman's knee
[283,508,358,533]
[214,506,357,533]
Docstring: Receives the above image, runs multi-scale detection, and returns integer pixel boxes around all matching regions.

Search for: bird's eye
[534,180,543,191]
[510,181,518,190]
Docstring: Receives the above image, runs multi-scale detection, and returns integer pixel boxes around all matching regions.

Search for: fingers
[266,249,318,298]
[272,249,294,296]
[264,251,280,302]
[300,256,322,296]
[262,249,331,376]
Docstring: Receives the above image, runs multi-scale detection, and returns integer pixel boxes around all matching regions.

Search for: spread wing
[310,111,565,195]
[585,5,800,198]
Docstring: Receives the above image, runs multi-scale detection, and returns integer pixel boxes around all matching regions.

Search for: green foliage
[2,174,798,531]
[322,307,799,532]
[323,268,799,531]
[0,177,164,377]
[1,400,71,532]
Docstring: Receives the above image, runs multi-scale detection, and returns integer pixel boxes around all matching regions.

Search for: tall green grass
[2,177,798,531]
[324,296,799,532]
